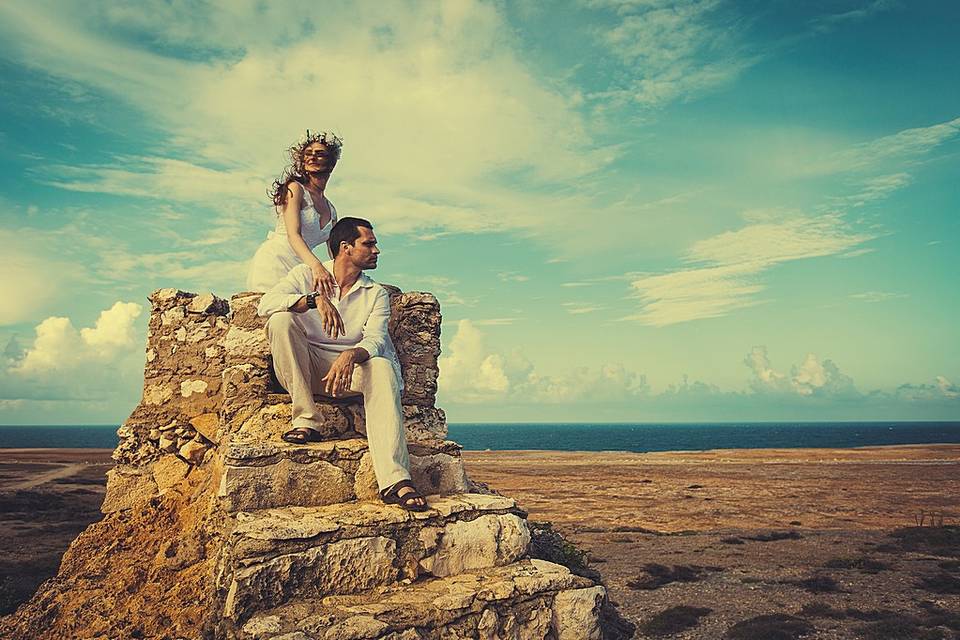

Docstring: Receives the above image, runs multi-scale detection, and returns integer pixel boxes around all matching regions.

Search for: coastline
[2,444,959,637]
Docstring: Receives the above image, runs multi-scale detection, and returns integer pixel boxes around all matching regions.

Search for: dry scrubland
[2,444,960,639]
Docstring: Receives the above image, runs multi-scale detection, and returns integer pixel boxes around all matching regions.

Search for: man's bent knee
[360,357,400,386]
[266,312,297,338]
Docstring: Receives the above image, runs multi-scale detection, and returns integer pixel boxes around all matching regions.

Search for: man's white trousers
[267,311,411,491]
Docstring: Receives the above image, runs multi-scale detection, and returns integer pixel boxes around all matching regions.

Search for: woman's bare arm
[280,181,336,298]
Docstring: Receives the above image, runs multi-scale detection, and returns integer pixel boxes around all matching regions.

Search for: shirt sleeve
[355,287,391,358]
[257,266,311,317]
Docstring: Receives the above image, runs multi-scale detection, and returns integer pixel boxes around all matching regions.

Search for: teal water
[1,422,959,452]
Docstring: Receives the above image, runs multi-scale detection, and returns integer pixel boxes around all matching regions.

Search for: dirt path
[4,463,86,491]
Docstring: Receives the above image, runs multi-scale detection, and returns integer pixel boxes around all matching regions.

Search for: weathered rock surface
[0,287,620,640]
[220,495,529,623]
[237,559,601,640]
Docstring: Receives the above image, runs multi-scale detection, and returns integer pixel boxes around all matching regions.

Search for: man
[257,217,426,511]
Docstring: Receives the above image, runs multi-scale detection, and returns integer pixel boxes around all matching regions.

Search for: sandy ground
[1,445,959,638]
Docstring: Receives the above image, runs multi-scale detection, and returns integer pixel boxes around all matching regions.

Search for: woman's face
[302,142,334,176]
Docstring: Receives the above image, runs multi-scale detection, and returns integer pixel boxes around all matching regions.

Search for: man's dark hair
[328,217,374,258]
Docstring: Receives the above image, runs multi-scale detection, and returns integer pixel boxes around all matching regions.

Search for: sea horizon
[2,421,959,453]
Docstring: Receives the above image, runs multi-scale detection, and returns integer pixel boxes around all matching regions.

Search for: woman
[246,131,342,299]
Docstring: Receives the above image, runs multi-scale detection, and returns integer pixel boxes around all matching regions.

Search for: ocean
[1,422,959,452]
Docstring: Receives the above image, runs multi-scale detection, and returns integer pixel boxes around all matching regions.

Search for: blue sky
[1,0,958,424]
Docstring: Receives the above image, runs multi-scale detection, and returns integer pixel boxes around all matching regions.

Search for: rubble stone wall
[104,287,447,514]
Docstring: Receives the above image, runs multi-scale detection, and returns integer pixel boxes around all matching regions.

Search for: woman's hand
[311,262,336,298]
[316,296,345,339]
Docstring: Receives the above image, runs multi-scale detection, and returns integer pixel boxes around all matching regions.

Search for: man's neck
[331,257,361,299]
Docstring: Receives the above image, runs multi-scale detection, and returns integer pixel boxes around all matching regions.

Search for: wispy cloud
[586,0,760,107]
[497,271,530,283]
[810,0,900,33]
[810,116,960,176]
[562,302,605,315]
[626,213,873,326]
[0,0,617,243]
[850,291,908,303]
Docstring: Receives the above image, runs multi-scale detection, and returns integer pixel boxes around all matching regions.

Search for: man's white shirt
[257,261,402,386]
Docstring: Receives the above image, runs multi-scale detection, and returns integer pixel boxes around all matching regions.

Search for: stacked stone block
[6,286,611,640]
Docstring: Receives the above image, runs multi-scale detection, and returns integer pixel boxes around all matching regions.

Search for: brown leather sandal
[380,479,428,512]
[281,427,324,444]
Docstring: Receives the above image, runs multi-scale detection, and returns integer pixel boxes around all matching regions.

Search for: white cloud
[893,376,960,402]
[586,0,759,108]
[743,345,788,392]
[626,213,873,326]
[497,272,530,283]
[628,118,960,326]
[744,345,858,398]
[1,301,146,412]
[810,116,960,176]
[0,0,616,243]
[834,173,912,208]
[937,376,960,399]
[15,301,142,373]
[810,0,899,32]
[438,318,647,403]
[850,291,908,303]
[562,303,605,315]
[618,116,952,328]
[438,320,531,400]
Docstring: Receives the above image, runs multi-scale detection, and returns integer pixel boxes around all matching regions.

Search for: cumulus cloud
[894,376,960,402]
[437,323,957,420]
[3,302,145,408]
[438,320,533,400]
[438,319,647,403]
[14,301,142,373]
[744,345,857,398]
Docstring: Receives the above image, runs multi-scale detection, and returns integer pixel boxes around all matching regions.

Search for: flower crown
[295,129,343,163]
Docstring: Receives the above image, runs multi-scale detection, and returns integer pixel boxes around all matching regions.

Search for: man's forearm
[288,296,309,313]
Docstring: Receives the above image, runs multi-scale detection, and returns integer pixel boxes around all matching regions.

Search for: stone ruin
[1,287,628,640]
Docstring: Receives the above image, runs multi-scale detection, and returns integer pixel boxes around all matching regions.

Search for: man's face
[345,227,380,270]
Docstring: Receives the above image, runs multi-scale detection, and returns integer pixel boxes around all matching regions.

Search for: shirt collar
[324,260,376,289]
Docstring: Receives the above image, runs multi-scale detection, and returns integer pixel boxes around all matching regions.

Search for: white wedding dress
[246,189,338,292]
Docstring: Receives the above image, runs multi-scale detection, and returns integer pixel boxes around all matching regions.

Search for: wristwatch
[306,292,319,309]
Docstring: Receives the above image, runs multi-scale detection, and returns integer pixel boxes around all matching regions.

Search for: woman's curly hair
[268,130,343,208]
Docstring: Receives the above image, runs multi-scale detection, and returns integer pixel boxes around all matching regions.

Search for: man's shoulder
[360,274,390,298]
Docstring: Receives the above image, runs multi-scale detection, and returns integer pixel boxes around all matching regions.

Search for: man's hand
[316,297,345,339]
[287,296,344,338]
[322,349,359,397]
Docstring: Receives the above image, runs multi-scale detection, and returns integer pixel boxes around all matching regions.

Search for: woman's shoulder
[285,180,305,197]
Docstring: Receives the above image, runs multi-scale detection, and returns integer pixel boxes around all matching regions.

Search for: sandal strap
[381,479,415,499]
[282,427,318,443]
